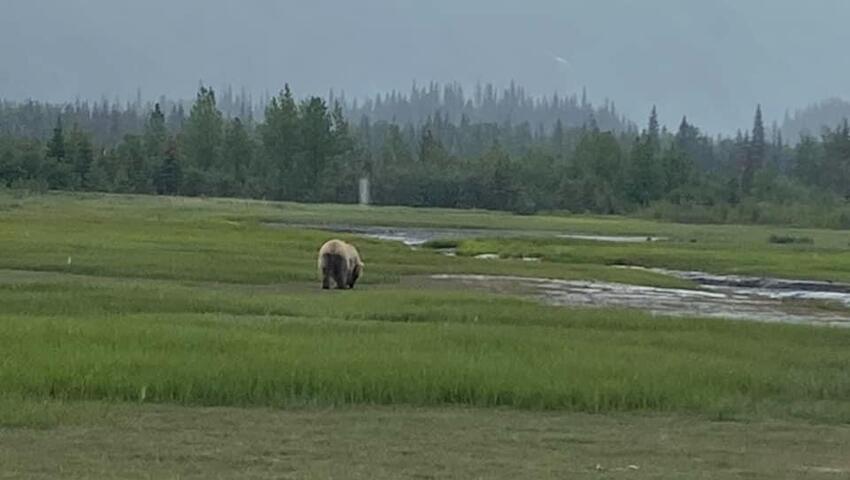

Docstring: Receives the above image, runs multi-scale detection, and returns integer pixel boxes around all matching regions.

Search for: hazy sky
[2,0,848,133]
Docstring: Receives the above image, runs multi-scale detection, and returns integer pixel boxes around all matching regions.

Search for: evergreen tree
[820,119,850,198]
[647,106,660,152]
[624,108,665,205]
[46,116,66,162]
[419,128,449,165]
[299,96,334,200]
[66,125,94,189]
[45,116,71,189]
[182,86,223,171]
[552,118,565,156]
[144,103,168,161]
[86,150,113,192]
[259,85,300,199]
[119,135,152,193]
[742,105,766,194]
[483,142,515,211]
[0,140,24,186]
[627,135,664,205]
[661,144,692,194]
[166,104,186,132]
[155,142,183,195]
[330,101,353,157]
[222,117,254,194]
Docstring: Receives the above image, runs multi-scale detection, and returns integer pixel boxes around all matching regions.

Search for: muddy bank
[267,223,664,246]
[429,274,850,327]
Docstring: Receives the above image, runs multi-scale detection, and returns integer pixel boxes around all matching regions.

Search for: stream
[271,222,850,326]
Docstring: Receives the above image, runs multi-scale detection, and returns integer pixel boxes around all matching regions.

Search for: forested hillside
[2,84,850,228]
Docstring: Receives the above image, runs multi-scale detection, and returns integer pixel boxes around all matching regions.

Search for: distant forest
[2,83,850,228]
[781,97,850,142]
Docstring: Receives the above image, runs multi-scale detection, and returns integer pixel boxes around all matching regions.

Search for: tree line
[2,84,850,228]
[0,82,631,147]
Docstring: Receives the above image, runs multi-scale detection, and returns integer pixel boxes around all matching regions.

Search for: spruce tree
[119,135,152,193]
[483,142,514,211]
[751,105,766,167]
[182,86,223,172]
[144,103,168,161]
[259,85,300,199]
[45,116,71,189]
[222,117,253,193]
[647,105,660,152]
[155,142,183,195]
[741,105,765,195]
[46,116,66,162]
[299,96,333,200]
[67,126,94,189]
[551,118,565,156]
[625,108,664,205]
[419,129,448,165]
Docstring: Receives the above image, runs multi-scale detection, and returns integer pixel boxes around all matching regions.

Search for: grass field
[3,403,850,479]
[1,191,849,478]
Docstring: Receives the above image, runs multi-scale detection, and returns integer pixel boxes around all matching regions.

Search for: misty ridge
[3,0,850,227]
[3,81,850,145]
[1,81,634,144]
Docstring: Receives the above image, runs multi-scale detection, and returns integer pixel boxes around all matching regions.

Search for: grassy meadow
[1,191,850,477]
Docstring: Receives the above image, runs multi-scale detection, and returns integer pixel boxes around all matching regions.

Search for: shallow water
[430,274,850,327]
[270,222,850,326]
[269,223,664,246]
[558,234,666,242]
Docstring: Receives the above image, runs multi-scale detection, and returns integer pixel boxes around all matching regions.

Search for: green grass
[5,404,850,479]
[1,191,850,427]
[443,236,850,282]
[0,192,689,288]
[1,268,849,423]
[2,301,850,420]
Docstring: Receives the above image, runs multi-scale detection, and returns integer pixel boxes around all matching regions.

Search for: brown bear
[317,239,364,289]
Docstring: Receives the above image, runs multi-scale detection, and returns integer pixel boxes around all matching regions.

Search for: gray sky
[2,0,848,133]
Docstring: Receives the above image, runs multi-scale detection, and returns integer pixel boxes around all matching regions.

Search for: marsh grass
[1,192,850,425]
[448,237,850,282]
[2,276,850,422]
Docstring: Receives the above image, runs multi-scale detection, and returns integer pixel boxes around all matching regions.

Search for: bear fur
[317,239,364,289]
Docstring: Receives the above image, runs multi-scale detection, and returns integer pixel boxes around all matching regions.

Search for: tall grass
[2,311,849,420]
[1,278,849,421]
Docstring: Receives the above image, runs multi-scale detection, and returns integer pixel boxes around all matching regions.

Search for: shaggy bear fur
[317,239,364,289]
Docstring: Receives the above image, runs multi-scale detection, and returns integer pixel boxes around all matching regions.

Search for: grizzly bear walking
[318,239,364,289]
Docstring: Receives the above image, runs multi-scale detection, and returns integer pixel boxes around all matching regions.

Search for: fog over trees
[3,0,850,134]
[2,1,850,226]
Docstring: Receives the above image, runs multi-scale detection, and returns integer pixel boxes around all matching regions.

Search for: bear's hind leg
[334,270,347,289]
[331,260,347,289]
